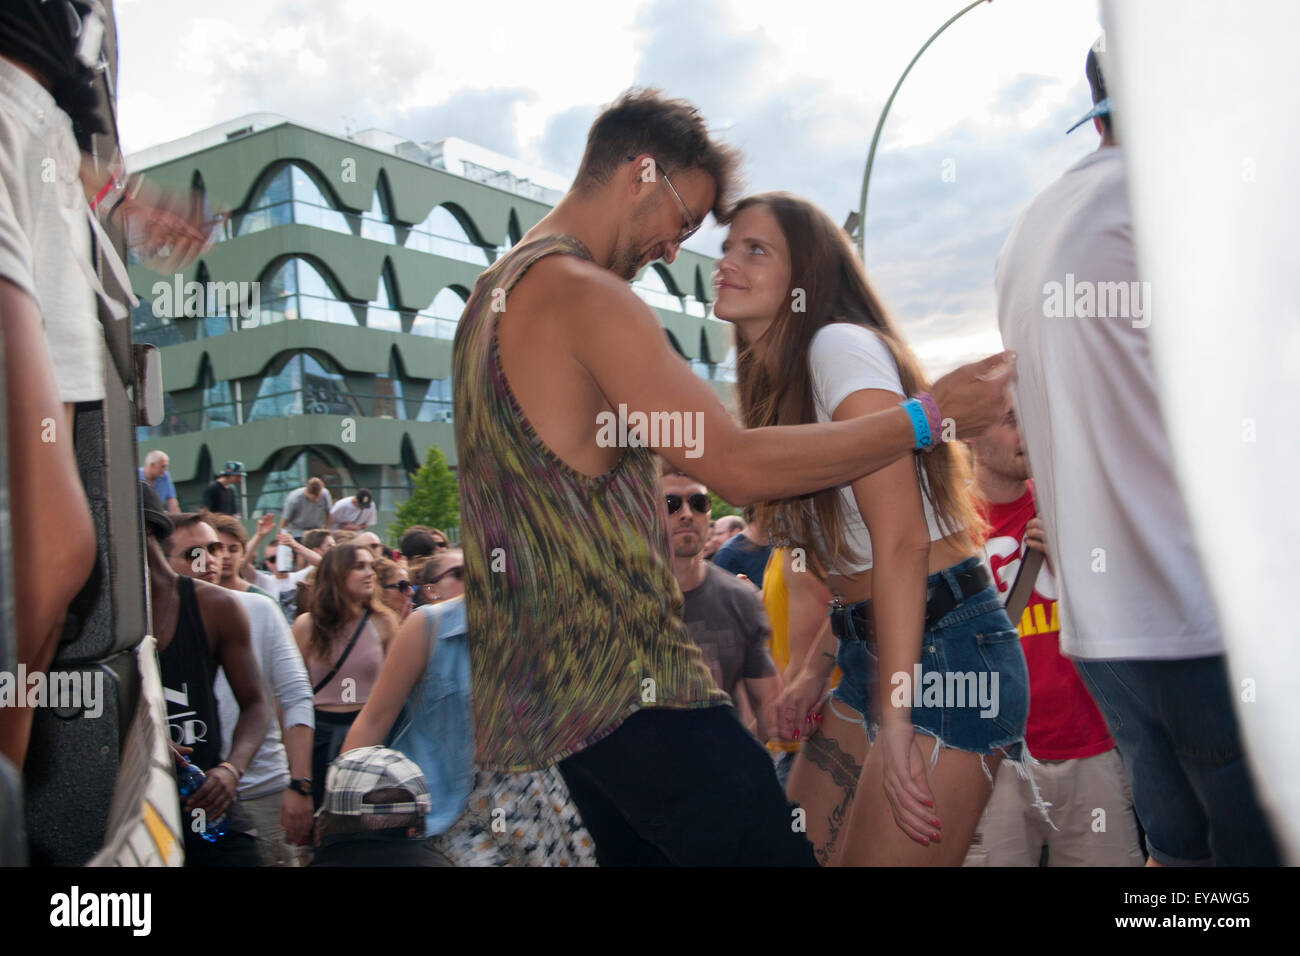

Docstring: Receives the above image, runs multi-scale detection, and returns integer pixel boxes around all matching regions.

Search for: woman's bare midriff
[316,703,364,714]
[826,531,976,605]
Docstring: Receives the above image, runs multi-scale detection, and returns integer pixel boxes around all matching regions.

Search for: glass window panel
[405,205,489,265]
[248,356,303,422]
[416,377,454,422]
[632,267,683,312]
[360,189,396,244]
[377,463,410,514]
[411,288,465,339]
[302,355,360,416]
[367,273,402,331]
[203,377,237,430]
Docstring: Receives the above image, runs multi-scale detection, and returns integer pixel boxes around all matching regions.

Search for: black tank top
[158,576,223,772]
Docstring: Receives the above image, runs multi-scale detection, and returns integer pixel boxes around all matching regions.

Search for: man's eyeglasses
[182,542,223,562]
[666,493,711,516]
[382,580,412,594]
[629,155,703,246]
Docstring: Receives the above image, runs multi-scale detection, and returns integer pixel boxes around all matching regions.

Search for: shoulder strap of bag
[312,608,371,695]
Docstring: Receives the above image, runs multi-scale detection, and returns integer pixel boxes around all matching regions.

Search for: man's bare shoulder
[517,254,652,325]
[192,579,248,629]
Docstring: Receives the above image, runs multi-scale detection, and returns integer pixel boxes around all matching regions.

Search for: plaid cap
[320,746,431,818]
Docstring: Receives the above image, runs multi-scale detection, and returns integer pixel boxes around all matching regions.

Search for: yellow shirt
[762,549,800,754]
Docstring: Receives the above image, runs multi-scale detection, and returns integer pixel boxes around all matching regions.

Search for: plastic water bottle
[177,758,227,842]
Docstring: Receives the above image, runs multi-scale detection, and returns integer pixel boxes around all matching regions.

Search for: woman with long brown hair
[715,192,1033,866]
[291,542,397,808]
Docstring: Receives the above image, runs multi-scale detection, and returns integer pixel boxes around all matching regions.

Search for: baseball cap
[1067,37,1112,134]
[320,746,431,819]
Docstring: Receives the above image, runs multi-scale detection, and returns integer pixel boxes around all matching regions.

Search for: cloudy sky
[114,0,1104,373]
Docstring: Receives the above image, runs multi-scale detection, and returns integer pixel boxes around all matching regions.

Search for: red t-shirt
[979,484,1113,760]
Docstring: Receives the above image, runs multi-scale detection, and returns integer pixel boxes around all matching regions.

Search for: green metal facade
[130,121,733,537]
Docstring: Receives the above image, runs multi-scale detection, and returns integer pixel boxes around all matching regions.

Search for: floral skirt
[431,765,598,866]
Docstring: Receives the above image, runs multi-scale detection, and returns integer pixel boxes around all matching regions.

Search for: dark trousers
[1075,656,1279,866]
[557,706,817,867]
[312,710,360,809]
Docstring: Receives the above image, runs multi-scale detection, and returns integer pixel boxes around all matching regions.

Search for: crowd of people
[0,0,1280,870]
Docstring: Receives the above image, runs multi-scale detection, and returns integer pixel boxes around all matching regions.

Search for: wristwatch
[287,777,313,796]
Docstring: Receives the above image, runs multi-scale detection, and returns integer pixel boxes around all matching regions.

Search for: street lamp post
[856,0,993,262]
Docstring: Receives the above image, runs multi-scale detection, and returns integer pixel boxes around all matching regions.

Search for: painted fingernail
[793,730,800,740]
[931,832,941,841]
[814,714,823,722]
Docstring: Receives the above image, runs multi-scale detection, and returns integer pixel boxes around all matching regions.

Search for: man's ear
[628,153,657,193]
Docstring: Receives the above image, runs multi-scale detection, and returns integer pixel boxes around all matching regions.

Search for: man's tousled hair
[575,88,742,222]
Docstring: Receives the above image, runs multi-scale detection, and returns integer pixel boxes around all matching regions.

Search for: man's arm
[278,531,322,568]
[187,587,268,821]
[164,496,180,515]
[569,271,1014,505]
[264,604,314,845]
[242,513,275,582]
[208,592,269,779]
[737,587,782,740]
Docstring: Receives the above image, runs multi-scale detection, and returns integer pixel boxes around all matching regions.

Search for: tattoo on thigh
[803,730,862,865]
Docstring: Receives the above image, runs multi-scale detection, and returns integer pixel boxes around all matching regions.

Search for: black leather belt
[829,563,994,643]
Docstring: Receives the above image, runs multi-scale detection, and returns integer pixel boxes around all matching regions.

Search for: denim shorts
[829,557,1031,763]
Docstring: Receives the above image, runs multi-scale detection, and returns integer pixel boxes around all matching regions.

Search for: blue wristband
[900,397,932,450]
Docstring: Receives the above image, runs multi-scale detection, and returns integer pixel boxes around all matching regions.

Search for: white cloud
[113,0,1104,370]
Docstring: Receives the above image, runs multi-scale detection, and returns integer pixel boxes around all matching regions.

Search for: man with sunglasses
[454,89,1015,866]
[164,512,315,865]
[148,508,268,866]
[664,472,781,744]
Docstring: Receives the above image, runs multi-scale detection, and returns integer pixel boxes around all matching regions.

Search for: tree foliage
[389,444,459,543]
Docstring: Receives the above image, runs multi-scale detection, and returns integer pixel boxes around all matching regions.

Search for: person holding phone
[243,513,320,622]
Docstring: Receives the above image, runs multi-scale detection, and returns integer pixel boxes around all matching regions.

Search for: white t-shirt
[330,496,376,529]
[807,322,953,573]
[252,567,312,623]
[995,146,1221,661]
[216,591,315,798]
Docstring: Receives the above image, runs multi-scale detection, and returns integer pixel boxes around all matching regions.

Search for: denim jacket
[390,598,473,836]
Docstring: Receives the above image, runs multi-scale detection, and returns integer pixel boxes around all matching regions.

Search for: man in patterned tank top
[453,89,1017,866]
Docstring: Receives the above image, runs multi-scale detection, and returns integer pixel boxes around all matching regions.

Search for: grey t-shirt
[282,487,333,535]
[679,563,777,698]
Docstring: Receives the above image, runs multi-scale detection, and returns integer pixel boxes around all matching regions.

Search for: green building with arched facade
[129,115,735,538]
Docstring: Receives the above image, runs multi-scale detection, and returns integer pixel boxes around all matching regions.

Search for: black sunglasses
[426,566,464,586]
[666,493,711,516]
[382,580,412,594]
